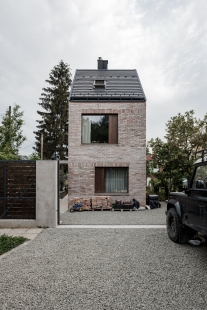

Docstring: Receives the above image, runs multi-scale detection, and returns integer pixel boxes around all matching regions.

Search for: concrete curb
[57,224,166,228]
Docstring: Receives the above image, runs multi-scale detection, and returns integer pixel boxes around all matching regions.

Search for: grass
[0,234,29,256]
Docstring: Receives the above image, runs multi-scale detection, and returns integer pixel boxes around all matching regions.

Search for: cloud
[0,0,207,154]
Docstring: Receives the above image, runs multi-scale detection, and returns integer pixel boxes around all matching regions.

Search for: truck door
[186,165,207,230]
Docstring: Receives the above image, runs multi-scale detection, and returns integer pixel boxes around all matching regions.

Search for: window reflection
[82,115,109,143]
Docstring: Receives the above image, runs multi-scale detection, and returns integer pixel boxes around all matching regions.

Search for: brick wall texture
[68,101,146,206]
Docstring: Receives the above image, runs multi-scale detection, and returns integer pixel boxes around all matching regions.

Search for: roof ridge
[76,69,137,71]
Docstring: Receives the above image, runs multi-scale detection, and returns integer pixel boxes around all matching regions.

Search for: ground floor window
[95,167,128,193]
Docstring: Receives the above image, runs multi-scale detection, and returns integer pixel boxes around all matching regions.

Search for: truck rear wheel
[166,208,181,242]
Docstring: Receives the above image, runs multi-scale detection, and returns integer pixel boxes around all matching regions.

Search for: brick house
[68,58,146,207]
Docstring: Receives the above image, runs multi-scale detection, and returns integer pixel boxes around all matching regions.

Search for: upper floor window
[82,114,118,144]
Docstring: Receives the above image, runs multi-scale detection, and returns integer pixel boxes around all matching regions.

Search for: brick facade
[68,101,146,206]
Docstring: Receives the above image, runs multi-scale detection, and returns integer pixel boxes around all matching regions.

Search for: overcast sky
[1,0,207,156]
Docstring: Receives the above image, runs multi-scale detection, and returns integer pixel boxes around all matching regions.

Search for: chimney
[97,57,108,70]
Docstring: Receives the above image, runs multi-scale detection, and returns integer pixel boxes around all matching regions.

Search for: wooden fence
[0,161,36,219]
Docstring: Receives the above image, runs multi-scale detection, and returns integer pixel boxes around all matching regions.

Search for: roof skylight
[93,79,105,88]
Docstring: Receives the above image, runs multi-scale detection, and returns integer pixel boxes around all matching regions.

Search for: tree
[0,104,26,160]
[165,110,207,170]
[29,152,40,160]
[33,60,72,159]
[148,110,207,198]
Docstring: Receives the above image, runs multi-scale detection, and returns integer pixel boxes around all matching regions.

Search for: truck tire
[166,208,181,242]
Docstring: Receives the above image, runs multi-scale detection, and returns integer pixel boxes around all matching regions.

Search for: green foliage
[147,185,166,201]
[33,60,72,160]
[0,104,26,159]
[148,110,207,198]
[0,145,18,160]
[0,234,28,255]
[146,160,151,177]
[29,152,40,160]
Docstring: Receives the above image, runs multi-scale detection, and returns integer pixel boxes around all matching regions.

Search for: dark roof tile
[69,69,146,101]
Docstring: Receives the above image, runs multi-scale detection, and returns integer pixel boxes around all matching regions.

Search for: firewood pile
[69,198,92,211]
[91,196,111,210]
[69,196,112,211]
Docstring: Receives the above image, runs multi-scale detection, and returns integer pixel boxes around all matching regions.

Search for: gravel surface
[1,227,207,310]
[60,202,167,225]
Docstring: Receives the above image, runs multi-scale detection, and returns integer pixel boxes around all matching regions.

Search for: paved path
[0,200,166,239]
[59,224,166,228]
[0,228,43,240]
[60,194,68,215]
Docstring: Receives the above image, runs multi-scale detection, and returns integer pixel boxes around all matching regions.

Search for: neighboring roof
[69,69,146,102]
[146,155,153,161]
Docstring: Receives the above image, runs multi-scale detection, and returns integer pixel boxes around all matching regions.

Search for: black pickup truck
[166,149,207,243]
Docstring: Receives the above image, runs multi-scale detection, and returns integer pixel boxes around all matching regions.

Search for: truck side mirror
[182,178,188,189]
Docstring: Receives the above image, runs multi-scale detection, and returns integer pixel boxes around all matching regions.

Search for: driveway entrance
[1,227,206,309]
[59,196,166,226]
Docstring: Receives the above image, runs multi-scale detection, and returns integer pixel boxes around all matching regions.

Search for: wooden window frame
[81,114,118,144]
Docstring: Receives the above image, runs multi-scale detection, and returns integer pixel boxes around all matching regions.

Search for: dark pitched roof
[69,69,146,102]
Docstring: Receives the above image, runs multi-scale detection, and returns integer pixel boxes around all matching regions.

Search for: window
[95,167,128,193]
[94,79,105,88]
[192,165,207,189]
[82,115,118,144]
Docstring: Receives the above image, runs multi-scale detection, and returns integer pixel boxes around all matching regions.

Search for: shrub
[0,234,29,255]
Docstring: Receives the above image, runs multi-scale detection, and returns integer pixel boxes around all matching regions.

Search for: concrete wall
[68,101,146,206]
[36,161,58,228]
[0,161,58,228]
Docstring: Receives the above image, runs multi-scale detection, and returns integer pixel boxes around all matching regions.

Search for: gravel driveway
[60,202,166,225]
[1,227,207,310]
